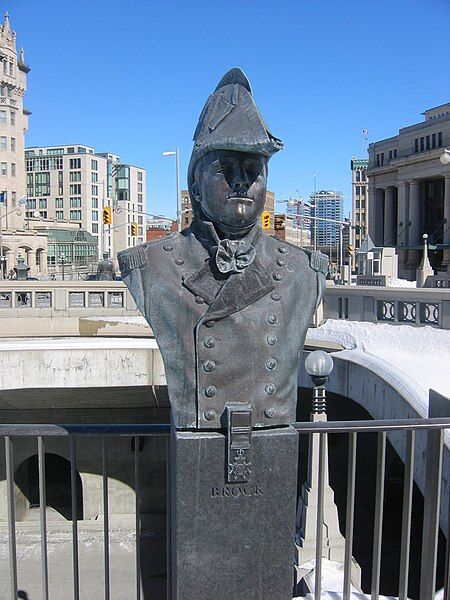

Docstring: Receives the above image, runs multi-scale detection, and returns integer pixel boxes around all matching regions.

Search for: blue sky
[4,0,450,218]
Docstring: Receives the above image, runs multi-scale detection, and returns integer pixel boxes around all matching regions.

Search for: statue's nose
[231,166,250,194]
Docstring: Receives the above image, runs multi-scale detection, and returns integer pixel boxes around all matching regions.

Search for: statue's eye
[217,165,232,175]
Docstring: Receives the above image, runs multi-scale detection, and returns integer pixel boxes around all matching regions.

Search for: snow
[0,336,159,351]
[387,276,417,288]
[307,319,450,402]
[81,316,149,325]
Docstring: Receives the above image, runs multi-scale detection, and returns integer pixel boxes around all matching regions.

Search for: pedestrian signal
[130,222,138,236]
[261,211,271,230]
[103,207,112,225]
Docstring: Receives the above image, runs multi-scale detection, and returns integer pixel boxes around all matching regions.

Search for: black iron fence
[0,419,449,599]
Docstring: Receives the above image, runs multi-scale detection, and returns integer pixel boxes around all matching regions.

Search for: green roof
[36,228,97,243]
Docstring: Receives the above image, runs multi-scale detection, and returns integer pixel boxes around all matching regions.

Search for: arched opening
[35,247,46,273]
[16,453,83,520]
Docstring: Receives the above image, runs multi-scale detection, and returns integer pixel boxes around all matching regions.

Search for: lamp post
[60,252,66,281]
[296,350,352,592]
[163,149,181,231]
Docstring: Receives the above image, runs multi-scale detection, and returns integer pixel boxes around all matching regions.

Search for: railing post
[419,428,444,599]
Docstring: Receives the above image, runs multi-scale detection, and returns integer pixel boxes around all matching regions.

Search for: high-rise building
[180,189,276,235]
[350,157,369,252]
[0,12,30,231]
[25,145,146,260]
[310,190,344,250]
[367,103,450,278]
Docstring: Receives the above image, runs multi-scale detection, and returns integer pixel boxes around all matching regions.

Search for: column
[408,179,421,247]
[396,181,409,246]
[26,249,36,278]
[367,179,377,241]
[5,250,14,274]
[383,187,395,246]
[39,249,47,275]
[442,174,450,268]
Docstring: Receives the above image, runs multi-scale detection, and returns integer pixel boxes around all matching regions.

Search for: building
[367,103,450,279]
[310,190,344,252]
[180,189,275,234]
[25,145,146,261]
[146,217,177,241]
[0,13,29,232]
[350,157,369,256]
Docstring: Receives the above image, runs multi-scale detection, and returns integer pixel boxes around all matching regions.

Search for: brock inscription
[211,484,264,498]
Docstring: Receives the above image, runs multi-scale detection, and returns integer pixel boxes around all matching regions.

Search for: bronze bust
[118,68,327,430]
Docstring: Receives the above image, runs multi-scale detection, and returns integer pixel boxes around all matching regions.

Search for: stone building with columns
[367,103,450,279]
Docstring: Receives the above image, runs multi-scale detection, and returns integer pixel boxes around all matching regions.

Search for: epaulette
[309,250,328,275]
[118,246,148,272]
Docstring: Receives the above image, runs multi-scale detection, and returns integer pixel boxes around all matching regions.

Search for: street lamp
[163,149,181,231]
[440,150,450,165]
[305,350,334,415]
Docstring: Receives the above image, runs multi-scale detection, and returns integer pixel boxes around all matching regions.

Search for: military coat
[118,221,327,430]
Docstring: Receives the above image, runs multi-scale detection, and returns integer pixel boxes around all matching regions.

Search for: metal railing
[1,418,449,599]
[293,417,450,599]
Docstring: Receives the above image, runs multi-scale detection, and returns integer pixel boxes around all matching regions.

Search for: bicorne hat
[188,68,283,184]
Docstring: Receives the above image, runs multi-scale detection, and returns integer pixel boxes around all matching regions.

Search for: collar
[191,218,262,255]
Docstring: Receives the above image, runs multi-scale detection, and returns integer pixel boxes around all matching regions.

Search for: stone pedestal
[171,425,299,600]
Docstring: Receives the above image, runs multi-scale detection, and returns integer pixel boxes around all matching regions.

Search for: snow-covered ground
[307,319,450,402]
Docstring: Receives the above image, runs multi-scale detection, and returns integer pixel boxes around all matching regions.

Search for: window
[355,171,360,182]
[92,223,98,234]
[69,158,81,169]
[11,163,16,177]
[91,159,98,170]
[10,111,15,126]
[355,186,360,195]
[438,132,443,147]
[138,215,143,224]
[137,182,143,192]
[91,172,98,183]
[426,135,430,150]
[361,186,366,195]
[414,138,419,153]
[11,137,15,151]
[92,198,98,208]
[92,184,98,195]
[70,184,82,195]
[138,193,143,203]
[420,137,424,151]
[0,136,6,150]
[92,211,98,221]
[55,210,64,220]
[137,171,143,181]
[0,110,6,124]
[11,191,15,202]
[39,199,47,209]
[70,171,81,182]
[393,149,397,158]
[69,210,82,220]
[361,171,366,181]
[356,199,360,209]
[138,204,143,213]
[1,162,7,176]
[70,197,81,207]
[55,198,63,208]
[9,61,13,76]
[432,133,437,148]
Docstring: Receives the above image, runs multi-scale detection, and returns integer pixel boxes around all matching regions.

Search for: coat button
[174,258,184,265]
[204,337,215,348]
[264,407,275,418]
[265,358,277,370]
[205,320,215,328]
[203,360,216,372]
[267,314,278,324]
[195,296,205,304]
[273,273,283,281]
[278,246,288,254]
[276,258,286,267]
[266,333,277,345]
[204,410,216,421]
[163,244,173,252]
[205,385,217,397]
[271,292,281,301]
[265,384,276,395]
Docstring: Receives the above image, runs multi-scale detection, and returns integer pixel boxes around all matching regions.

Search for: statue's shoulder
[266,235,328,275]
[118,232,184,273]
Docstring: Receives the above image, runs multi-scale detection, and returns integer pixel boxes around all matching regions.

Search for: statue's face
[195,150,268,232]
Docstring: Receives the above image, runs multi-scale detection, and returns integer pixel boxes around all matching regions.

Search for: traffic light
[130,222,138,236]
[261,211,271,230]
[347,244,354,256]
[103,206,112,225]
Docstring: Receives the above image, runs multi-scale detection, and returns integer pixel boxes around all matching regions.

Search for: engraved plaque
[108,291,123,308]
[0,292,12,308]
[69,292,85,307]
[88,291,104,307]
[36,292,51,308]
